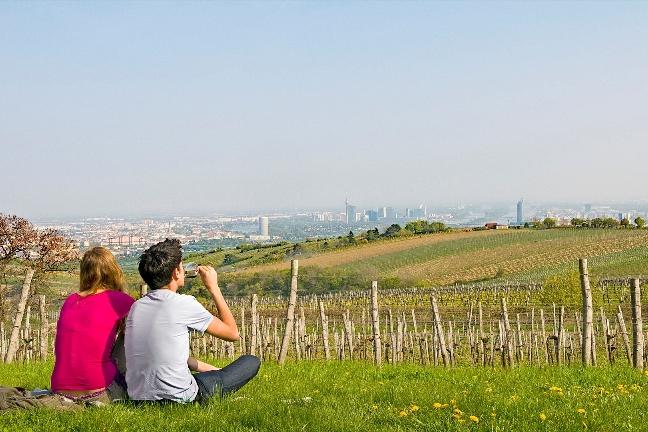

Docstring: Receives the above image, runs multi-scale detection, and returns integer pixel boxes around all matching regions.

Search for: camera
[184,262,199,278]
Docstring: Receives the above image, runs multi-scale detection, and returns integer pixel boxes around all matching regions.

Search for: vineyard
[8,228,648,297]
[2,229,648,431]
[3,228,648,365]
[203,228,648,295]
[2,258,648,431]
[8,262,640,369]
[224,228,648,281]
[167,259,647,372]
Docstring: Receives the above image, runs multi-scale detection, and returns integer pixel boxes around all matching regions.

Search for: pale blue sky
[1,1,647,218]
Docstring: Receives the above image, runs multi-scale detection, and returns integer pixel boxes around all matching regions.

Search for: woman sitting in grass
[50,247,134,404]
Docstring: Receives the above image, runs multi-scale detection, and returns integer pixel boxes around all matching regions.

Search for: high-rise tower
[258,216,269,237]
[345,198,357,225]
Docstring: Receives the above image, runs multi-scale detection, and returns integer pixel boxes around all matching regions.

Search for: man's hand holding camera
[198,265,220,293]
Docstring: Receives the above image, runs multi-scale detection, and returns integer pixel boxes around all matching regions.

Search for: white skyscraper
[258,216,269,237]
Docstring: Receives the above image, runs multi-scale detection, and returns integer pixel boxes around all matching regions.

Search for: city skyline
[25,197,648,223]
[36,198,648,259]
[2,2,647,218]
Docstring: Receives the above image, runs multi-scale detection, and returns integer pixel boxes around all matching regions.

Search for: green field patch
[1,361,646,431]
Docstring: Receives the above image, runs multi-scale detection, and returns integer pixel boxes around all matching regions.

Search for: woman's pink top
[51,290,134,391]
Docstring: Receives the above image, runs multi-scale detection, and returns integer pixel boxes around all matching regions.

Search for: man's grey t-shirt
[125,289,213,402]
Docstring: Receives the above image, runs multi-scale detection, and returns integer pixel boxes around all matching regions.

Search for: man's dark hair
[138,238,182,290]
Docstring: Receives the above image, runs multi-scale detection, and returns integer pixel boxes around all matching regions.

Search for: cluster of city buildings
[313,199,438,225]
[38,216,272,256]
[36,199,648,256]
[313,199,647,230]
[356,204,427,223]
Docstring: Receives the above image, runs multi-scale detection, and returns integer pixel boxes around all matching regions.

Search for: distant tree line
[570,216,645,229]
[529,218,559,229]
[347,220,449,244]
[236,241,289,253]
[527,216,646,229]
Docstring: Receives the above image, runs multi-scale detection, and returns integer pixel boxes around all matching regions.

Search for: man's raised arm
[197,265,240,342]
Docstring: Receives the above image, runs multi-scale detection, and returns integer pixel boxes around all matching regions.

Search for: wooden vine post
[631,278,644,369]
[540,309,549,364]
[342,310,354,359]
[319,300,330,361]
[500,297,514,367]
[478,302,485,366]
[38,294,48,360]
[278,260,298,365]
[579,258,593,366]
[370,281,382,366]
[431,295,450,367]
[240,305,246,355]
[5,269,35,364]
[250,294,258,356]
[556,306,565,366]
[616,305,632,365]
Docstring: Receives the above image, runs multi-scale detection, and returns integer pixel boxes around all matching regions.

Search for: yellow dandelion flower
[485,387,493,393]
[399,410,408,417]
[539,413,547,421]
[433,402,443,409]
[372,405,378,411]
[441,403,449,408]
[409,404,420,412]
[450,399,457,406]
[470,415,479,423]
[491,412,496,417]
[549,386,563,392]
[454,408,463,416]
[452,413,462,420]
[510,394,519,402]
[577,408,586,415]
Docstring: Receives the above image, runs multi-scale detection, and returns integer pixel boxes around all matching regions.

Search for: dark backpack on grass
[0,386,82,411]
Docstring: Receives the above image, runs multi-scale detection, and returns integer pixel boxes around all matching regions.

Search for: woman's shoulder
[62,292,81,304]
[105,290,135,304]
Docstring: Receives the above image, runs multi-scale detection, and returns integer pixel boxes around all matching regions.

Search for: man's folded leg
[194,355,261,401]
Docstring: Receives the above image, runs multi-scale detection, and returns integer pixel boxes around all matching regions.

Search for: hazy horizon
[26,199,648,223]
[1,1,647,220]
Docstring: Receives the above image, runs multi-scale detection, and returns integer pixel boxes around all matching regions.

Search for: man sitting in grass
[125,238,260,403]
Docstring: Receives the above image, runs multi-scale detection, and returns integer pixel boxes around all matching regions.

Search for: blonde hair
[79,247,126,293]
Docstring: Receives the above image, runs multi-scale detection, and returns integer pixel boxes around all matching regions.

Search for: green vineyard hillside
[184,228,648,296]
[29,228,648,298]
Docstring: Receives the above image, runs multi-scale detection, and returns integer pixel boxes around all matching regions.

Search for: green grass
[1,360,647,431]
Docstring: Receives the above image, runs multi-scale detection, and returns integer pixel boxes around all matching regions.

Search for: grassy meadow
[1,360,647,431]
